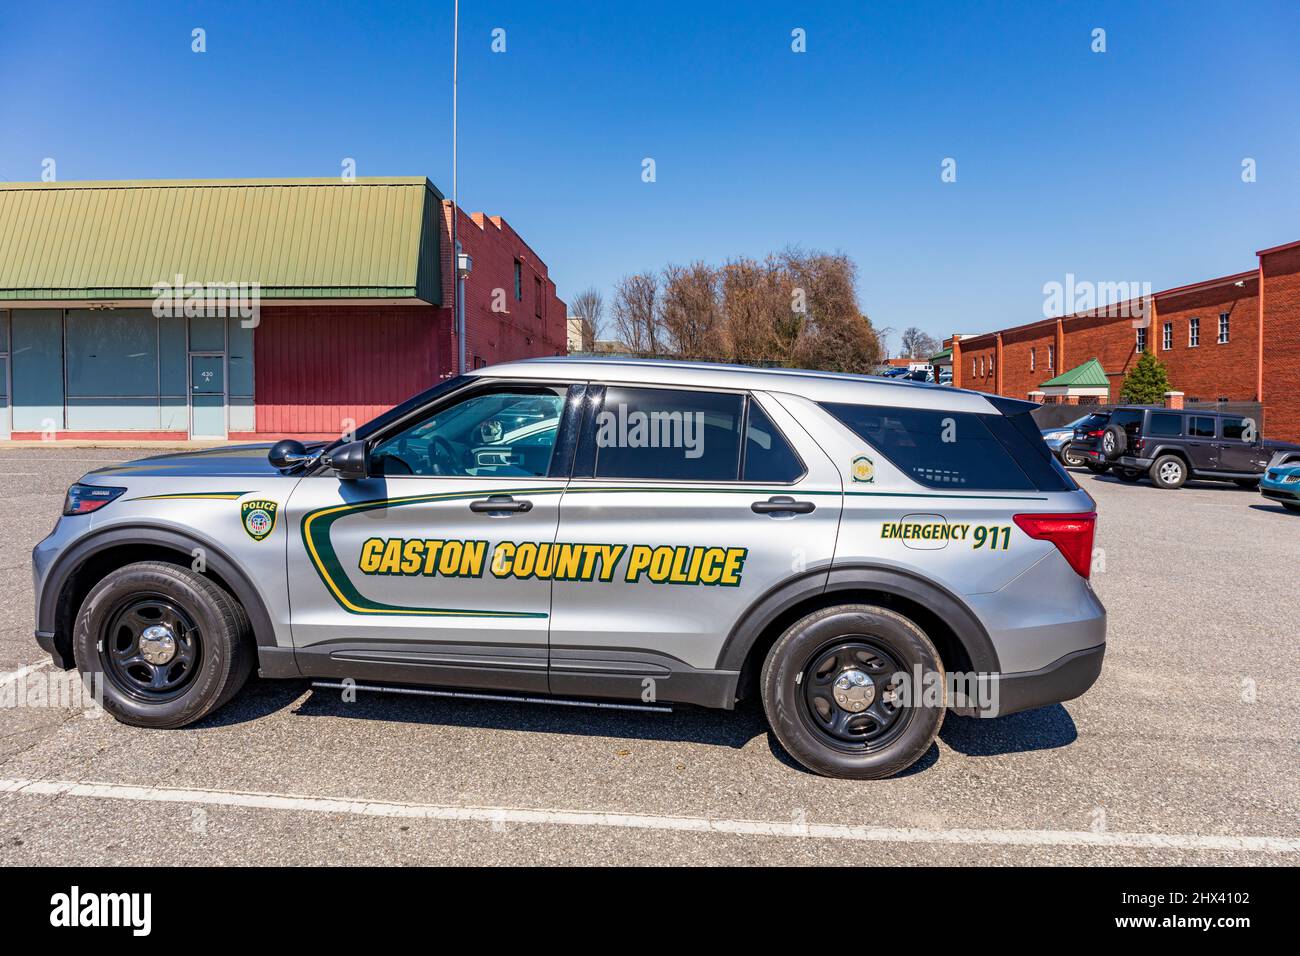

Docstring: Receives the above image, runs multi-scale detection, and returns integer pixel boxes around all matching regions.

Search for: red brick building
[946,239,1300,440]
[0,178,567,442]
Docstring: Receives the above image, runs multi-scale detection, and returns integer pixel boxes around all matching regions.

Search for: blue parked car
[1260,461,1300,513]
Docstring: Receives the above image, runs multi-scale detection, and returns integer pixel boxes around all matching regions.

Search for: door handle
[469,495,533,515]
[751,495,815,515]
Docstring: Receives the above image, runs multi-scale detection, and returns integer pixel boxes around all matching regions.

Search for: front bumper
[1260,480,1300,503]
[34,629,72,668]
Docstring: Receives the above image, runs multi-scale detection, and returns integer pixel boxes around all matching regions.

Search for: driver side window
[370,386,568,478]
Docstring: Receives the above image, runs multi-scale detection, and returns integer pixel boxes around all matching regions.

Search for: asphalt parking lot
[0,447,1296,865]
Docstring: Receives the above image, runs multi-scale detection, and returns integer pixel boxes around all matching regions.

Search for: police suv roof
[473,357,1019,415]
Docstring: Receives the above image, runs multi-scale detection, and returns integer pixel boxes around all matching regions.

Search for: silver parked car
[33,358,1105,779]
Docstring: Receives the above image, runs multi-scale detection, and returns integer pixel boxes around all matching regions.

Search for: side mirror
[323,440,370,480]
[268,439,310,471]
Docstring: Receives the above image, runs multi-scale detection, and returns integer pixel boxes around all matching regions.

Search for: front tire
[1151,454,1188,489]
[761,604,945,779]
[73,561,254,728]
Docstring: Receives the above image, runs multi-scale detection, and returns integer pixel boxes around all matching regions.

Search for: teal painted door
[189,354,226,438]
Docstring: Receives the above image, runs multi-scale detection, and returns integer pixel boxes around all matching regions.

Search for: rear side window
[742,400,804,483]
[1189,416,1215,438]
[594,387,743,481]
[821,403,1071,491]
[1112,409,1143,429]
[1221,417,1250,441]
[1147,413,1183,437]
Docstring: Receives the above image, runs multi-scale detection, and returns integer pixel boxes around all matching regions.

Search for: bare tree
[899,326,939,359]
[611,273,661,353]
[874,325,896,359]
[782,249,881,373]
[661,261,722,360]
[608,247,882,372]
[570,287,604,349]
[720,256,785,366]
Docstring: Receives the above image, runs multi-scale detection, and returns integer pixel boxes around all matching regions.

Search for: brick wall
[959,334,999,394]
[1261,245,1300,441]
[947,257,1294,435]
[1152,279,1259,404]
[1000,322,1060,399]
[441,203,567,369]
[1062,311,1139,402]
[250,206,568,439]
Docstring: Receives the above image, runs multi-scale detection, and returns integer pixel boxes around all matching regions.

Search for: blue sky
[2,1,1297,351]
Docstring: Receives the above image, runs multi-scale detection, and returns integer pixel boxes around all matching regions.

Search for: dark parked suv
[1073,405,1300,489]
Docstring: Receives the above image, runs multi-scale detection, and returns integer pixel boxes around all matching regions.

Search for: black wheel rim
[798,639,912,753]
[100,595,202,702]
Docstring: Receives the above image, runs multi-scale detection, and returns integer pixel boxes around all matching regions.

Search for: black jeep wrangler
[1072,405,1300,489]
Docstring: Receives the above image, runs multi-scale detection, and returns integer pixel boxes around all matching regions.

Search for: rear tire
[1150,454,1188,489]
[1084,462,1110,474]
[1061,443,1086,467]
[1116,468,1143,482]
[72,561,255,729]
[761,604,945,779]
[1283,502,1300,514]
[1233,478,1258,489]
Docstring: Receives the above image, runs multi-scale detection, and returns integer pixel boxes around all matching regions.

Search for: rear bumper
[1118,455,1153,469]
[984,644,1105,717]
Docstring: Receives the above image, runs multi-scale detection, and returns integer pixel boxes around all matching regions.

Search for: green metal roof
[1041,357,1109,388]
[929,347,952,361]
[0,177,443,304]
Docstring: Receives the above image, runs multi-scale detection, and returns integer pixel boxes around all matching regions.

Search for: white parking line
[3,777,1298,853]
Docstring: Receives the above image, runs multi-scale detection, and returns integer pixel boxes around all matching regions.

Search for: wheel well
[1151,447,1190,465]
[734,588,976,702]
[52,543,245,667]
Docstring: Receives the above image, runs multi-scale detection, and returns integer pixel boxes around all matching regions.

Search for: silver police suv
[33,359,1105,779]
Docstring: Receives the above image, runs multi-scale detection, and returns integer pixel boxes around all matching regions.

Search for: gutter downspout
[1256,255,1265,404]
[994,332,1003,395]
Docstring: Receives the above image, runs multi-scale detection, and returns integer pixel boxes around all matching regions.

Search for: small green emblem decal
[851,454,876,483]
[241,499,279,541]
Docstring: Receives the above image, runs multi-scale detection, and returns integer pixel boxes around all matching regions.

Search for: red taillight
[1013,512,1097,578]
[1086,429,1104,438]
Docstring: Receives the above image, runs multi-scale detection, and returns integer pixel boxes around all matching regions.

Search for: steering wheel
[430,436,460,475]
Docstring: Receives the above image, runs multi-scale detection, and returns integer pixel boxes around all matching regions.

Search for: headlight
[63,484,127,516]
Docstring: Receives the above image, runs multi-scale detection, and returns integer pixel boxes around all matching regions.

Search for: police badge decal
[851,454,875,483]
[240,499,279,541]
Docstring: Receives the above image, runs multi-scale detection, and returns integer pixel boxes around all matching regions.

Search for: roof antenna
[451,0,465,375]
